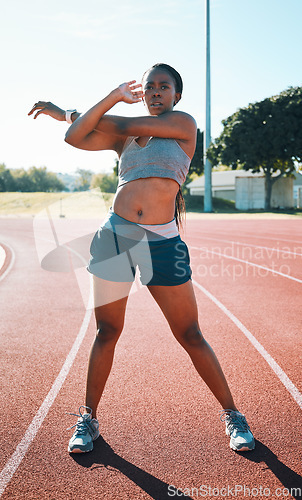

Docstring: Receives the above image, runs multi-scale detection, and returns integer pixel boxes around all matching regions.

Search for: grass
[0,191,115,218]
[0,191,301,219]
[184,194,236,213]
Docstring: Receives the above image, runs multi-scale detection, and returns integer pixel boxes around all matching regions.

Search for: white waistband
[137,219,179,239]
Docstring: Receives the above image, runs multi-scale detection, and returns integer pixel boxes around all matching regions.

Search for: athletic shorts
[87,209,192,286]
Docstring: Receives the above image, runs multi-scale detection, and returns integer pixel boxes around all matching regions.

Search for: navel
[137,209,143,217]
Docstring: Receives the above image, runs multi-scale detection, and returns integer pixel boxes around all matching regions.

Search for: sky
[1,0,302,176]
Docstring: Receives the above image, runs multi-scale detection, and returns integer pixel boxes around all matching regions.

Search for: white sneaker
[220,409,255,451]
[67,406,99,453]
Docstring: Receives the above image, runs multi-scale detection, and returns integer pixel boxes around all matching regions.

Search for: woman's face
[142,68,181,116]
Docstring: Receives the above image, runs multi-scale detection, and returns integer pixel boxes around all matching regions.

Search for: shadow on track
[240,440,302,499]
[70,435,193,500]
[40,234,93,272]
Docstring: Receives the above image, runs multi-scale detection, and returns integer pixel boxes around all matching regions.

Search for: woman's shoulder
[173,110,196,121]
[166,110,197,130]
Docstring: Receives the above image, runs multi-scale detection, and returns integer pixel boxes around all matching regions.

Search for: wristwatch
[65,109,77,124]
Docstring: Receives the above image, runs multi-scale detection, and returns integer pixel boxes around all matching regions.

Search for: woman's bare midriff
[112,177,179,224]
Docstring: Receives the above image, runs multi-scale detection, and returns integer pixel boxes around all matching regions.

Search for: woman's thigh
[147,280,200,337]
[93,276,133,330]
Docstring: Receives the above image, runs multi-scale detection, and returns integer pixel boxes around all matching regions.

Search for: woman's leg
[147,280,237,410]
[85,276,133,418]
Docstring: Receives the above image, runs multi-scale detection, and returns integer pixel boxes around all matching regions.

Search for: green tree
[0,163,16,191]
[207,86,302,209]
[46,171,66,192]
[11,168,35,191]
[27,166,65,192]
[74,168,93,191]
[182,128,204,197]
[113,158,119,177]
[28,166,50,191]
[10,166,65,192]
[190,128,204,176]
[91,172,118,193]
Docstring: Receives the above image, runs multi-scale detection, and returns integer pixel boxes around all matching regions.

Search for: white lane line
[0,260,93,498]
[254,236,302,245]
[191,235,302,257]
[200,231,302,246]
[190,246,302,284]
[0,243,15,283]
[193,279,302,410]
[0,246,5,270]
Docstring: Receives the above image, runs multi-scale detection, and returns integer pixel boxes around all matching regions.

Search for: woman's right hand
[28,101,66,121]
[117,81,144,105]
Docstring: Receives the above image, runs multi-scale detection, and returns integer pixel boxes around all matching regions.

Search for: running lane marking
[199,232,302,246]
[190,235,302,257]
[0,246,5,271]
[193,279,302,410]
[0,262,93,498]
[190,246,302,284]
[0,243,15,282]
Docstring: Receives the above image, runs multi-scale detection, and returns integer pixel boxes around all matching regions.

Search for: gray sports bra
[118,137,191,187]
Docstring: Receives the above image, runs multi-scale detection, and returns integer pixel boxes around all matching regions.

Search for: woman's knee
[174,323,205,348]
[95,321,123,347]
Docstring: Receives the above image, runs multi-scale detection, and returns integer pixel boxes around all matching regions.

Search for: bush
[90,172,118,193]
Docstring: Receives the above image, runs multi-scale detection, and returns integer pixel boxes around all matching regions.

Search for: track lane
[193,278,302,409]
[184,219,302,246]
[1,218,301,499]
[2,284,301,499]
[0,220,93,479]
[186,244,302,394]
[189,244,302,284]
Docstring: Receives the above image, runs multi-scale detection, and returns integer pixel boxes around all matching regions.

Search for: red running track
[0,217,301,500]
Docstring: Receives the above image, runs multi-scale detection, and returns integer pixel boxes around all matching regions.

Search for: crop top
[118,137,191,187]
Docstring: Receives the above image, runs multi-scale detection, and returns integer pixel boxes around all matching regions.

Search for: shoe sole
[68,432,99,454]
[226,428,255,452]
[68,446,93,453]
[230,441,255,452]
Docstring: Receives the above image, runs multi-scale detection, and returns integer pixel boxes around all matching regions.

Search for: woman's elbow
[64,130,76,146]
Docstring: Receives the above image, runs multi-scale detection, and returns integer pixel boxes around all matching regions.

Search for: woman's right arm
[28,81,143,155]
[28,100,125,154]
[64,82,143,153]
[65,88,126,153]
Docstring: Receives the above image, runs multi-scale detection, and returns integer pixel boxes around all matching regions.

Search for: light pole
[204,0,213,212]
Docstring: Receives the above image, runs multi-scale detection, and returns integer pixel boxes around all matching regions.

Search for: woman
[29,63,255,453]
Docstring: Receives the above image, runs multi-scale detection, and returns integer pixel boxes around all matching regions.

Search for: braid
[175,187,186,230]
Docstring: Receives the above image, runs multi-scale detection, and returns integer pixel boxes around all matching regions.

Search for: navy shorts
[87,210,192,286]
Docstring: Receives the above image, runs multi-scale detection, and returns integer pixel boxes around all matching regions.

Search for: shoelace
[219,409,250,432]
[67,405,93,434]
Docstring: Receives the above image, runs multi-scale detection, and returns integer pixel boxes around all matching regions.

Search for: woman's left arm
[96,111,197,143]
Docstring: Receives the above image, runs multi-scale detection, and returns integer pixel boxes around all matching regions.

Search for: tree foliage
[0,164,65,192]
[0,163,16,191]
[182,128,204,196]
[189,128,204,176]
[74,168,93,191]
[91,172,118,193]
[113,158,119,177]
[207,86,302,208]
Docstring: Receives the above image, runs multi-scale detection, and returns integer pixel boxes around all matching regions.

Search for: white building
[186,170,261,201]
[293,171,302,207]
[186,170,302,208]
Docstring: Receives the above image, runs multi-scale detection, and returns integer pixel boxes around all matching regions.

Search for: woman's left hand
[118,81,144,104]
[28,101,66,121]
